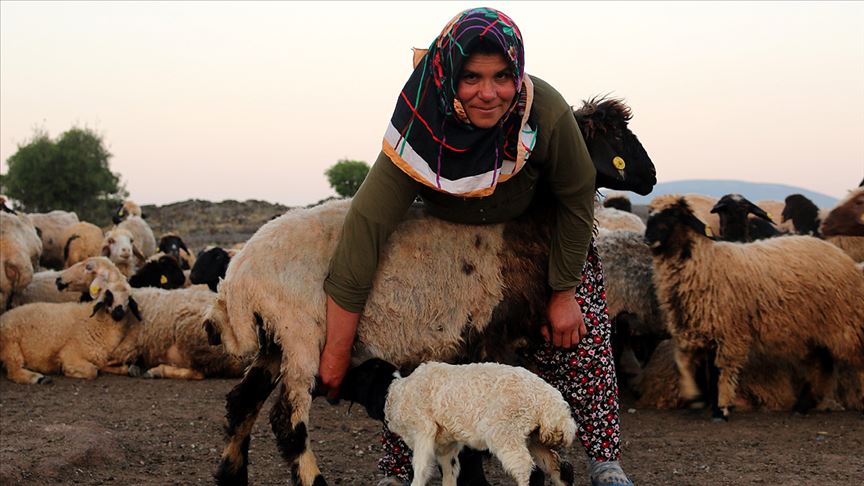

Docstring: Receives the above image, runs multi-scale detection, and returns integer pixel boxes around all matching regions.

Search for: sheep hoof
[142,370,157,379]
[36,375,52,385]
[128,364,143,377]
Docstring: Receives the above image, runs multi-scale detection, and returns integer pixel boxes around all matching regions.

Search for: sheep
[189,246,233,292]
[820,187,864,263]
[781,194,822,236]
[709,194,779,242]
[60,221,104,268]
[207,96,657,485]
[101,228,145,278]
[157,233,196,270]
[338,359,576,486]
[27,210,79,269]
[602,193,632,213]
[1,211,43,311]
[111,199,144,224]
[56,257,248,380]
[115,215,157,258]
[129,254,187,289]
[0,262,142,384]
[651,193,720,237]
[645,195,864,420]
[594,203,645,233]
[8,270,80,308]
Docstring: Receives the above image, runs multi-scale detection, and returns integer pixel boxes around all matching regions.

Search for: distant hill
[614,180,840,208]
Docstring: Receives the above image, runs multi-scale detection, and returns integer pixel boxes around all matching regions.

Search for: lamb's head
[102,228,145,269]
[574,97,656,196]
[335,358,400,422]
[84,262,142,322]
[645,196,713,255]
[820,187,864,237]
[782,194,821,236]
[111,199,142,225]
[710,193,774,242]
[56,256,116,293]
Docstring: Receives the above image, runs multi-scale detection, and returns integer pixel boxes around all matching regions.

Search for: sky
[1,1,862,207]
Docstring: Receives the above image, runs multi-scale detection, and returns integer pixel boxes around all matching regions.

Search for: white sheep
[115,215,157,258]
[594,204,645,234]
[0,261,141,384]
[60,221,104,268]
[8,270,80,308]
[101,228,144,278]
[27,210,79,269]
[645,195,864,419]
[338,359,576,486]
[0,211,43,310]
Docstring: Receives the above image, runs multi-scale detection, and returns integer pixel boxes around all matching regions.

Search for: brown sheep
[28,210,79,269]
[61,221,104,268]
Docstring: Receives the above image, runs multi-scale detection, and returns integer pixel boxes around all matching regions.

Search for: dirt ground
[1,375,862,485]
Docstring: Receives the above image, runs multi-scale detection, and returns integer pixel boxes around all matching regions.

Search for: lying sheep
[339,359,576,486]
[115,215,157,258]
[189,246,233,292]
[158,234,195,270]
[0,262,141,384]
[645,195,864,419]
[1,211,43,311]
[61,221,104,268]
[57,257,248,380]
[8,270,80,308]
[129,254,187,289]
[101,228,144,278]
[27,210,79,269]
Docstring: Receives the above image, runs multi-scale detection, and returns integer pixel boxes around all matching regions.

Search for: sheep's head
[820,187,864,237]
[335,358,399,421]
[710,193,774,242]
[129,255,186,289]
[84,263,142,322]
[190,247,231,292]
[102,228,145,269]
[782,194,821,236]
[112,199,142,225]
[574,97,656,196]
[56,256,116,293]
[158,234,191,269]
[646,196,713,255]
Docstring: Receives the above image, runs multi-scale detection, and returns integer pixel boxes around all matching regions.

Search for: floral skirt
[378,239,622,479]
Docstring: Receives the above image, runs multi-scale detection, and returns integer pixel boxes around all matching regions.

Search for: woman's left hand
[542,288,587,348]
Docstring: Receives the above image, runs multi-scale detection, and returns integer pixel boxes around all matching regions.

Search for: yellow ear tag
[705,226,714,237]
[118,209,124,216]
[89,283,101,299]
[160,275,168,285]
[612,156,626,170]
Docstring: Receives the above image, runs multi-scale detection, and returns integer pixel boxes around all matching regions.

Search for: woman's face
[456,52,517,129]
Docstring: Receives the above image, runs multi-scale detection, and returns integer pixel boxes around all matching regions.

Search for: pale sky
[1,1,862,207]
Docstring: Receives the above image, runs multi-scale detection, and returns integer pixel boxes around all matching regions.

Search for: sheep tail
[536,408,577,449]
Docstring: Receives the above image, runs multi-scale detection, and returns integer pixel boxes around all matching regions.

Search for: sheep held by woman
[0,262,141,384]
[61,221,104,268]
[645,195,864,420]
[1,211,43,311]
[206,95,656,486]
[338,359,576,486]
[57,257,248,380]
[28,210,78,269]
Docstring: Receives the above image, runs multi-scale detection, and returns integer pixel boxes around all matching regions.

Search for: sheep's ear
[101,244,111,257]
[128,297,142,321]
[746,201,774,222]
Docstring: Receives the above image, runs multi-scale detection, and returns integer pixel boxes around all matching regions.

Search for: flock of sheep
[1,181,863,483]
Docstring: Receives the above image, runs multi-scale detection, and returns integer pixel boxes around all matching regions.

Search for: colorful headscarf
[383,7,537,197]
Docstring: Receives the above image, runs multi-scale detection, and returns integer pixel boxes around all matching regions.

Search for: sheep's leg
[0,341,50,384]
[528,441,574,486]
[408,435,437,486]
[436,443,462,486]
[456,447,492,486]
[269,380,326,486]
[215,352,281,486]
[714,354,743,421]
[673,346,703,407]
[795,346,836,414]
[61,359,99,380]
[488,435,536,486]
[100,364,132,376]
[141,364,205,380]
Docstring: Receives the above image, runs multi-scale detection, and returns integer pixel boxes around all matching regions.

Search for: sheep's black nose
[111,306,126,321]
[55,277,68,291]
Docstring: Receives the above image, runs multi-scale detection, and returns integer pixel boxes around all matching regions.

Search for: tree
[325,159,370,198]
[1,127,127,225]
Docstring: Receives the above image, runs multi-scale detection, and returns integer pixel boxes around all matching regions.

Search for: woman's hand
[542,288,587,348]
[319,296,360,399]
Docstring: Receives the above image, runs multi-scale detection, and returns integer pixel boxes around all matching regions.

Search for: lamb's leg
[141,364,205,380]
[215,351,281,486]
[488,436,536,486]
[528,441,574,486]
[408,435,437,486]
[436,443,462,486]
[268,333,327,486]
[0,341,50,384]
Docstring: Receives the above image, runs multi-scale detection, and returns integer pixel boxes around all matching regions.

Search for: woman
[320,7,634,486]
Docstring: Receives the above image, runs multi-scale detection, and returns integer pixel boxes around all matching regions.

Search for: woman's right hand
[319,296,361,399]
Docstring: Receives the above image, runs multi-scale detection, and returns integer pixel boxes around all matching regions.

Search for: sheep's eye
[85,263,93,271]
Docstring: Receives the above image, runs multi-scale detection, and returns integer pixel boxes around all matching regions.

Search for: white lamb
[338,358,576,486]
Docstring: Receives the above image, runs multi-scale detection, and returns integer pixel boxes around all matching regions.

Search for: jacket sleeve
[545,108,596,291]
[323,151,419,312]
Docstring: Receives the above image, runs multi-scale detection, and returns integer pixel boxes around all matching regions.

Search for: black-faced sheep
[158,233,196,270]
[709,194,779,242]
[61,221,104,268]
[338,359,576,486]
[189,247,232,292]
[0,262,141,384]
[57,257,248,380]
[645,195,864,420]
[602,194,632,213]
[129,255,186,290]
[28,210,79,269]
[111,199,144,224]
[207,96,656,485]
[781,194,822,236]
[1,211,43,311]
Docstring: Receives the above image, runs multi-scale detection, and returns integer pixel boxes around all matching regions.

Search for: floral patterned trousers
[378,239,622,479]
